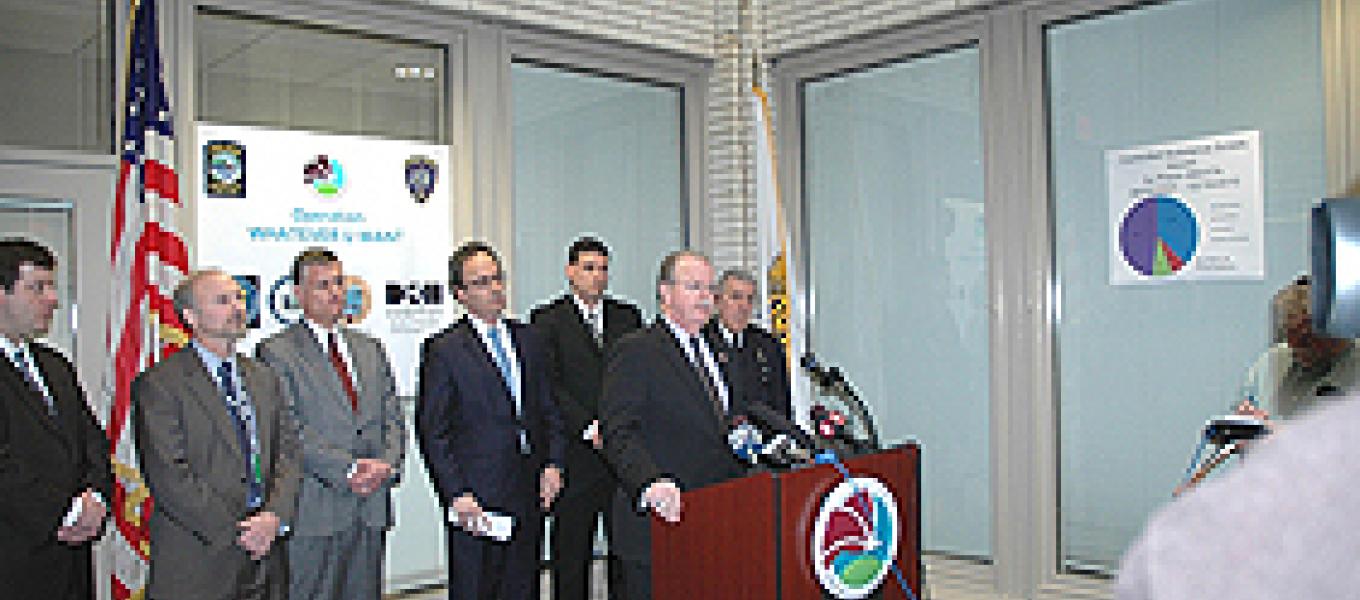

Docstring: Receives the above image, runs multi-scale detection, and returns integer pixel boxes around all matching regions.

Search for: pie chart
[1119,196,1198,276]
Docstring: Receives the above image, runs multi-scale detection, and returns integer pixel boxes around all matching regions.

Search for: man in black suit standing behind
[530,236,642,600]
[702,269,792,421]
[0,238,112,599]
[599,250,747,600]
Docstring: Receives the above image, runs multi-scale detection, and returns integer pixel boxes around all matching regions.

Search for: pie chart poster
[1106,131,1263,285]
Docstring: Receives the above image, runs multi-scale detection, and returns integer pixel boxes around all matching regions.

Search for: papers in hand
[447,507,514,541]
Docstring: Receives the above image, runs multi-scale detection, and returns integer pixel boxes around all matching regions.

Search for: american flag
[107,1,189,598]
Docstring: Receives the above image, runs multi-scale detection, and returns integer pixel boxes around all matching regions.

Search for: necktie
[689,336,724,420]
[589,310,603,346]
[218,361,262,509]
[487,326,530,454]
[329,332,359,413]
[486,327,515,393]
[12,346,54,417]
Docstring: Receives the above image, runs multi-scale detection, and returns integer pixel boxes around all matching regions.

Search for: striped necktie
[11,346,54,417]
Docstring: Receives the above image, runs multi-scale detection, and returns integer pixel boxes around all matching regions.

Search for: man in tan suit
[258,248,404,599]
[134,269,300,600]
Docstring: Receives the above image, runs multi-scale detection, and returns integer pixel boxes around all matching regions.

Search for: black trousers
[551,451,624,600]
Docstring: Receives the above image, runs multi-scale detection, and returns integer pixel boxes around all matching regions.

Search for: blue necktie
[487,327,516,392]
[486,327,529,454]
[218,361,262,509]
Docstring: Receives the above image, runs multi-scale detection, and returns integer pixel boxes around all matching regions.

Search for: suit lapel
[0,359,66,444]
[340,329,368,417]
[652,323,717,412]
[561,296,603,356]
[456,318,508,395]
[177,350,245,458]
[507,321,530,394]
[292,324,355,418]
[238,359,272,480]
[603,299,630,347]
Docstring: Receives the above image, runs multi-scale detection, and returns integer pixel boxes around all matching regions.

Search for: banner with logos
[196,124,454,395]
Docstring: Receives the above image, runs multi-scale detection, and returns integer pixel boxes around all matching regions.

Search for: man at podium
[599,250,747,600]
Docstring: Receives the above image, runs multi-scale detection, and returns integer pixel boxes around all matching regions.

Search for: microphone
[802,353,881,452]
[741,402,818,452]
[726,420,765,465]
[761,433,812,467]
[811,404,853,444]
[801,353,839,389]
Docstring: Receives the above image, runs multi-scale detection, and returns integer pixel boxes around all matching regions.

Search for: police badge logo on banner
[204,140,246,198]
[405,156,438,203]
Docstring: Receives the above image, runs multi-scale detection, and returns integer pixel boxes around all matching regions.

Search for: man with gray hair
[134,269,300,600]
[600,250,747,600]
[702,268,793,421]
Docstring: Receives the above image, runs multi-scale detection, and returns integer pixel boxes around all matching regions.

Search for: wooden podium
[652,444,921,599]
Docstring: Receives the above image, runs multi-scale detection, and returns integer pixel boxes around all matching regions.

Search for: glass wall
[0,0,111,151]
[804,46,989,557]
[511,62,684,316]
[1048,0,1325,570]
[196,10,445,143]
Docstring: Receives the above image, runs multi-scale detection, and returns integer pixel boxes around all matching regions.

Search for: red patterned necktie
[329,332,359,413]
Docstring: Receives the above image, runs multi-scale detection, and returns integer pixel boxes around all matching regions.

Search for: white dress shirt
[661,315,729,413]
[469,315,523,415]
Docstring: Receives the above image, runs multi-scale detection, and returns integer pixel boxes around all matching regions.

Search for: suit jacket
[133,347,301,600]
[529,295,642,481]
[416,316,565,516]
[256,323,405,537]
[600,321,746,504]
[702,320,793,421]
[0,342,112,600]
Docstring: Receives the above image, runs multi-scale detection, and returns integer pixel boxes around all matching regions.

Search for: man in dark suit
[0,239,112,599]
[600,250,747,600]
[133,269,301,600]
[257,248,405,599]
[702,269,792,421]
[529,236,642,600]
[417,241,566,599]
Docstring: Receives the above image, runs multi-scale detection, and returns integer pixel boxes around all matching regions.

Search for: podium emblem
[810,477,900,599]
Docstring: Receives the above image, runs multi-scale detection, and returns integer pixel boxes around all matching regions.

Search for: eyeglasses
[464,272,505,289]
[665,279,717,293]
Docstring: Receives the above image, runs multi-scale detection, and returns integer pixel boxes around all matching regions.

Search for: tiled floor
[387,562,609,600]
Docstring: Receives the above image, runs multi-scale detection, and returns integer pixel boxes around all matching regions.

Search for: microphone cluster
[811,404,851,444]
[726,416,812,468]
